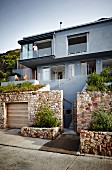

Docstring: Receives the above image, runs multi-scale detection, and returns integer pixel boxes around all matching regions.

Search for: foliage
[100,67,112,82]
[0,49,20,82]
[86,68,112,91]
[0,82,45,93]
[89,109,112,131]
[34,103,60,128]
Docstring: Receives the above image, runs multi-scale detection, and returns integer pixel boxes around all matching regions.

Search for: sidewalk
[0,129,112,160]
[0,129,49,150]
[0,129,80,154]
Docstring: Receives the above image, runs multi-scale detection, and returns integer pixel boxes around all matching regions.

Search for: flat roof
[19,50,112,69]
[18,17,112,45]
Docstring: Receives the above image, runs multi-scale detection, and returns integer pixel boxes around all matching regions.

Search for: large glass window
[22,44,28,59]
[34,40,52,57]
[103,59,112,69]
[28,44,33,58]
[51,65,65,80]
[81,60,96,75]
[42,67,51,81]
[68,34,87,54]
[68,64,74,78]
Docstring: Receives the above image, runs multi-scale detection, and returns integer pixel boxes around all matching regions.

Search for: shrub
[86,68,112,92]
[0,82,45,93]
[100,67,112,82]
[86,72,107,91]
[34,103,60,128]
[89,109,112,131]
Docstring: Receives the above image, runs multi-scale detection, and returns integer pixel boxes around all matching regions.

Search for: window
[21,44,28,59]
[69,64,74,78]
[103,59,112,69]
[42,67,51,81]
[68,34,87,54]
[51,65,65,80]
[34,40,52,57]
[28,44,33,59]
[81,60,96,75]
[28,44,33,51]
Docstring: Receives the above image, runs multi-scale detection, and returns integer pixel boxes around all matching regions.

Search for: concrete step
[69,121,74,130]
[63,129,76,135]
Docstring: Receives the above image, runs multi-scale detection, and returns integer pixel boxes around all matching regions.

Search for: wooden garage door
[7,103,28,128]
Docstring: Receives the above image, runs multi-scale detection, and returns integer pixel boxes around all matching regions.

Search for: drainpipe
[53,32,55,55]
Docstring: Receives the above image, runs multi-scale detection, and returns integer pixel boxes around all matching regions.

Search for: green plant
[89,109,112,131]
[86,68,112,92]
[86,72,107,91]
[34,103,60,128]
[101,67,112,82]
[0,82,45,93]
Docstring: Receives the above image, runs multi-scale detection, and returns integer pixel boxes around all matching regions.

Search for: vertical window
[42,67,51,81]
[22,44,28,59]
[81,60,96,75]
[69,64,74,78]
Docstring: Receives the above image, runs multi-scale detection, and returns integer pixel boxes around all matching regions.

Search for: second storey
[18,18,112,61]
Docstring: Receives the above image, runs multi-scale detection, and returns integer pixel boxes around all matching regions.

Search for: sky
[0,0,112,53]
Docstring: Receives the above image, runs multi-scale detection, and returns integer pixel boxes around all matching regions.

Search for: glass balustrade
[68,42,87,54]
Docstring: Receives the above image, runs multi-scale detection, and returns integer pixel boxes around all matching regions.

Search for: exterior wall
[75,92,112,133]
[20,20,112,59]
[0,90,63,130]
[55,21,112,58]
[80,130,112,156]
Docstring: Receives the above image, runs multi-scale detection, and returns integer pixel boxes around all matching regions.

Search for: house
[17,18,112,111]
[3,18,112,110]
[0,18,112,129]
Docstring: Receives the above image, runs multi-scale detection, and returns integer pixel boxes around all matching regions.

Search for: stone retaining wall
[80,130,112,156]
[21,127,60,139]
[76,92,112,132]
[0,90,63,130]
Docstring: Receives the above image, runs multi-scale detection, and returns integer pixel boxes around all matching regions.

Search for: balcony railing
[20,47,52,60]
[68,42,87,54]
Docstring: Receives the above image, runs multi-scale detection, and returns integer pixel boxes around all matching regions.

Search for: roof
[18,17,112,45]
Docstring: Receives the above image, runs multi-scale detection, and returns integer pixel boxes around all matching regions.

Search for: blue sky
[0,0,112,53]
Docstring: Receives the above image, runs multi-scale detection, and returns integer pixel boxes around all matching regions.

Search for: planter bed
[21,126,60,140]
[80,130,112,156]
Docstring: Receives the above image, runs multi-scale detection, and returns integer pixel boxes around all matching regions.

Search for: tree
[0,49,20,82]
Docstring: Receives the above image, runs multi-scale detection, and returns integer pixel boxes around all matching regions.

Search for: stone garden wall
[80,130,112,156]
[75,92,112,133]
[21,127,60,139]
[0,90,63,130]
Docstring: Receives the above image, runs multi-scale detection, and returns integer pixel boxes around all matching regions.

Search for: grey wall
[54,21,112,58]
[43,75,87,110]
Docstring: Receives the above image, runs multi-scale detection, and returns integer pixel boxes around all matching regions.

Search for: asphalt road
[0,145,112,170]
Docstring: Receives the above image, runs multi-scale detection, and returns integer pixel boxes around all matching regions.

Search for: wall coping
[80,130,112,135]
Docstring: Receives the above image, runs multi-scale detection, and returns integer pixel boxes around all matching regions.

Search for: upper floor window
[34,40,52,57]
[68,34,87,55]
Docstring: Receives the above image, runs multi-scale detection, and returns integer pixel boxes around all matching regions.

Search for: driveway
[0,128,49,150]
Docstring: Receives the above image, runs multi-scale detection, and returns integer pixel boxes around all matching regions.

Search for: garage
[7,103,29,128]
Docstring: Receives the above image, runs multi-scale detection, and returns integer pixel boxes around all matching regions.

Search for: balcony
[20,47,52,60]
[68,42,87,55]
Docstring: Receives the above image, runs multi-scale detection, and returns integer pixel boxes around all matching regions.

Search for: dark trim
[18,32,54,45]
[19,50,112,69]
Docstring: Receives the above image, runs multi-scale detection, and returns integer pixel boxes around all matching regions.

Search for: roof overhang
[19,50,112,69]
[18,32,54,45]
